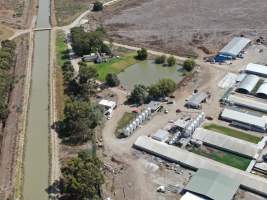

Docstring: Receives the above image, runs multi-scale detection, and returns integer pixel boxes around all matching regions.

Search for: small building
[236,74,260,94]
[152,129,169,142]
[256,81,267,99]
[217,37,251,60]
[184,168,240,200]
[99,99,116,115]
[220,108,266,132]
[185,92,208,109]
[82,53,102,63]
[225,95,267,113]
[245,63,267,78]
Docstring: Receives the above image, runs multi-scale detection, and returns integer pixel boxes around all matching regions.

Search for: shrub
[136,48,148,60]
[183,58,196,71]
[92,1,103,11]
[167,56,176,66]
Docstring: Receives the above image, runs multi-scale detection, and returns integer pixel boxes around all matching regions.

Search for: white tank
[129,124,134,133]
[184,127,192,137]
[144,110,149,118]
[138,115,143,123]
[147,108,152,115]
[135,118,140,126]
[123,127,130,136]
[142,113,146,120]
[132,121,137,129]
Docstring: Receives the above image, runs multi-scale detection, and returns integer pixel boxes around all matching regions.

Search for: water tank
[132,121,137,129]
[147,108,152,114]
[138,115,143,123]
[141,113,146,120]
[123,127,130,136]
[129,124,134,133]
[135,118,140,126]
[144,110,149,118]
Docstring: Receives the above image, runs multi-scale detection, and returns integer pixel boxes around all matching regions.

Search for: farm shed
[226,95,267,113]
[184,168,240,200]
[236,74,260,94]
[245,63,267,78]
[193,128,258,158]
[185,92,208,109]
[218,37,251,59]
[152,129,169,142]
[220,108,266,132]
[256,81,267,99]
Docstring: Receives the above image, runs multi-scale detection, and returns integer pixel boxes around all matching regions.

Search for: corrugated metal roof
[220,108,266,129]
[237,74,260,93]
[193,128,258,158]
[227,95,267,113]
[256,81,267,96]
[245,63,267,77]
[219,37,251,57]
[152,129,169,142]
[185,168,240,200]
[186,92,208,107]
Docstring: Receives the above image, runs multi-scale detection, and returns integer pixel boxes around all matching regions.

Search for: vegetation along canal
[23,0,50,198]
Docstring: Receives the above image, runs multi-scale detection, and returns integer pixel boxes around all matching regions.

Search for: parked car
[176,108,181,113]
[169,95,175,98]
[167,101,174,104]
[206,116,213,120]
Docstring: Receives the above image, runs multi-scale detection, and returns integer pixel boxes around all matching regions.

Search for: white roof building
[220,108,266,132]
[219,37,251,58]
[256,81,267,98]
[227,95,267,113]
[181,192,207,200]
[236,74,260,94]
[152,129,169,142]
[99,99,116,110]
[245,63,267,77]
[193,128,259,158]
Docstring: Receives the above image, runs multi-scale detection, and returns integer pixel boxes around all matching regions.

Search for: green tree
[62,61,74,84]
[92,1,103,11]
[148,78,176,98]
[61,152,104,199]
[136,48,148,60]
[155,55,166,64]
[183,58,196,71]
[57,100,103,144]
[167,56,176,66]
[105,73,120,87]
[128,84,148,104]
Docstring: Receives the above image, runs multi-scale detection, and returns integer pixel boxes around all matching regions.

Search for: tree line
[0,40,16,122]
[56,31,106,199]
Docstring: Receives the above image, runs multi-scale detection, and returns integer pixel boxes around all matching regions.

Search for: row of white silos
[123,108,152,136]
[183,112,205,137]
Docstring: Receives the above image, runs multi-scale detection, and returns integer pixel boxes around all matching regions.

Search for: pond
[118,60,184,90]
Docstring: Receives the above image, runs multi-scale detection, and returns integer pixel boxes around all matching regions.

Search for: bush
[155,55,166,64]
[92,1,103,11]
[149,78,176,98]
[167,56,176,66]
[136,48,148,60]
[128,84,148,104]
[105,73,120,87]
[183,58,196,71]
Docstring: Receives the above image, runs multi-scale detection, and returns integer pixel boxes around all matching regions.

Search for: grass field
[203,124,261,144]
[55,30,68,118]
[56,30,68,66]
[88,52,139,81]
[115,112,136,138]
[189,145,251,170]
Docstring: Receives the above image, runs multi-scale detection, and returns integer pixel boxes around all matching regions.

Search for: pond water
[118,60,184,90]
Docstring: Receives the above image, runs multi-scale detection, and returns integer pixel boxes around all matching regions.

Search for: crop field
[98,0,267,57]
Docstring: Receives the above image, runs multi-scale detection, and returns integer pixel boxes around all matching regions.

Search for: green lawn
[203,124,261,144]
[87,53,139,81]
[56,30,68,66]
[115,112,136,138]
[189,146,251,170]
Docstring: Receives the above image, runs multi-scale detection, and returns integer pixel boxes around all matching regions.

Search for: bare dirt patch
[0,34,29,200]
[0,0,36,29]
[91,0,267,57]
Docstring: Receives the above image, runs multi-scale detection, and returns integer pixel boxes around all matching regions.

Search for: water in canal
[23,0,50,198]
[118,60,184,90]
